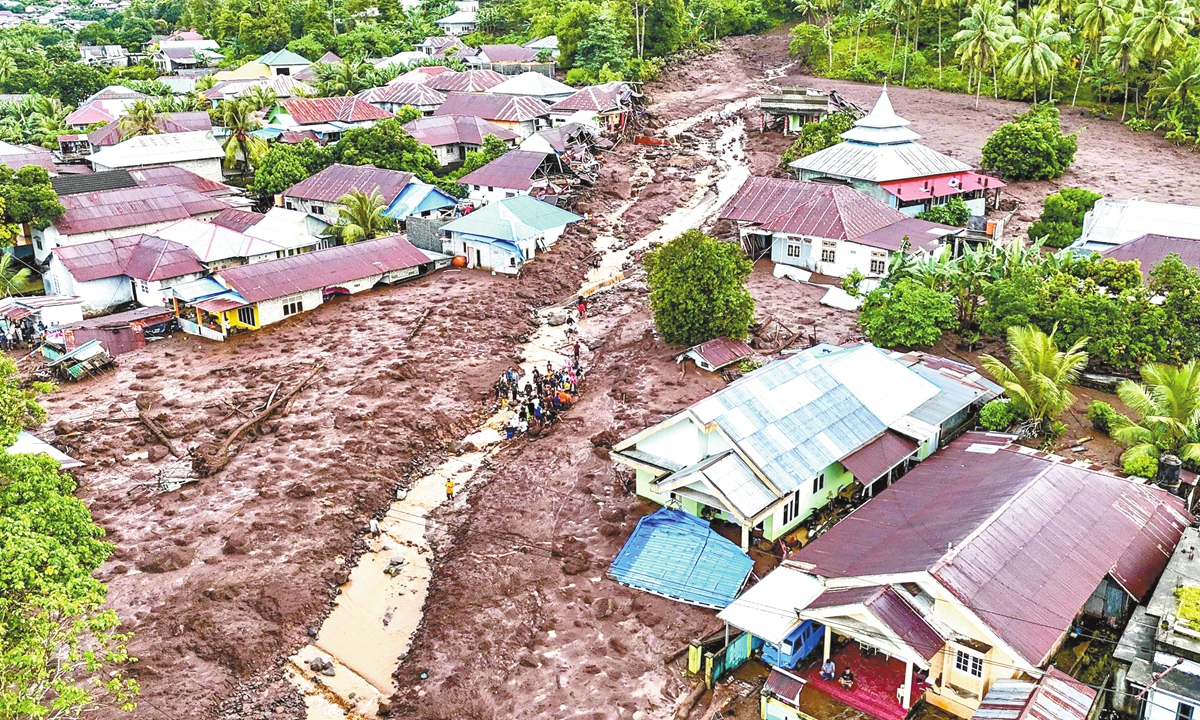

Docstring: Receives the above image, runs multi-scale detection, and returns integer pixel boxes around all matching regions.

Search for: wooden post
[903,659,913,709]
[741,524,750,552]
[172,297,178,316]
[195,307,201,326]
[824,625,832,663]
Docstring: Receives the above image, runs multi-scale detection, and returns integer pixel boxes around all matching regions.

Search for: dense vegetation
[645,229,755,346]
[980,104,1077,180]
[1027,186,1102,247]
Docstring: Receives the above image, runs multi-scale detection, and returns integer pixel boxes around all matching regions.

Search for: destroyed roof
[458,150,549,191]
[283,163,414,204]
[550,82,628,113]
[441,194,581,243]
[210,208,266,233]
[54,184,229,235]
[683,337,753,370]
[403,114,518,147]
[974,668,1097,720]
[425,70,508,93]
[87,111,213,147]
[52,232,204,281]
[275,96,393,125]
[479,44,538,63]
[88,130,224,168]
[215,234,430,303]
[358,82,446,107]
[787,431,1192,667]
[720,176,909,240]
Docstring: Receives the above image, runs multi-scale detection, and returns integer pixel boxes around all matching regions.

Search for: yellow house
[721,432,1190,719]
[213,61,269,81]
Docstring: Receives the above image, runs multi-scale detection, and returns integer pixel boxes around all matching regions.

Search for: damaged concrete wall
[406,217,452,253]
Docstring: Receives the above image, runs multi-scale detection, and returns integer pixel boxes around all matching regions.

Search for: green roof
[257,49,311,66]
[441,195,582,242]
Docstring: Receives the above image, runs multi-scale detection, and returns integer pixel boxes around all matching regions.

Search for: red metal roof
[721,177,908,240]
[550,82,626,113]
[392,65,454,85]
[403,114,518,147]
[128,165,236,197]
[434,92,550,122]
[879,171,1005,202]
[1102,233,1200,279]
[480,44,538,63]
[458,150,548,191]
[215,234,430,303]
[789,432,1192,667]
[807,586,944,662]
[425,69,507,93]
[689,337,753,369]
[279,130,322,145]
[276,97,393,125]
[60,305,174,331]
[65,102,116,127]
[55,184,229,236]
[839,431,918,484]
[211,208,265,233]
[359,82,446,108]
[0,151,57,174]
[764,668,805,705]
[53,233,204,281]
[195,297,246,312]
[282,163,413,204]
[87,111,213,148]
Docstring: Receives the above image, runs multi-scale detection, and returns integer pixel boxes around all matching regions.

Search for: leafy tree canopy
[981,104,1078,180]
[644,229,755,346]
[859,278,957,348]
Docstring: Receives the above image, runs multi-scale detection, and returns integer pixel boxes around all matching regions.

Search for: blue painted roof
[441,195,581,243]
[384,183,457,220]
[608,508,754,609]
[170,276,236,303]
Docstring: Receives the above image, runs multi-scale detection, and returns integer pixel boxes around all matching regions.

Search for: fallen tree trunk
[139,410,182,458]
[192,363,325,477]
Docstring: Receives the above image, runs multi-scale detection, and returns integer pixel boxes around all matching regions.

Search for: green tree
[315,58,373,96]
[574,9,631,71]
[1151,254,1200,364]
[0,165,64,233]
[980,324,1089,437]
[450,133,510,180]
[1133,0,1188,63]
[858,278,956,347]
[1004,5,1068,103]
[1027,187,1102,247]
[1073,0,1123,103]
[219,100,268,178]
[333,118,441,179]
[952,0,1016,108]
[334,188,395,242]
[40,62,107,106]
[116,99,163,140]
[556,0,600,67]
[980,104,1077,180]
[1100,11,1142,119]
[644,229,755,346]
[241,85,277,111]
[251,139,334,198]
[788,22,831,66]
[778,111,855,167]
[917,196,971,225]
[1112,361,1200,466]
[1151,48,1200,115]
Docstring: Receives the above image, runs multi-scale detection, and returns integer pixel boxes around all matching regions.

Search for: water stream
[284,96,756,719]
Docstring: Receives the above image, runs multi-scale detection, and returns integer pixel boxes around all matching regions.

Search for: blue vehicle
[761,620,823,670]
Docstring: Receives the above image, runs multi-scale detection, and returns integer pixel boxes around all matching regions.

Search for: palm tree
[1073,0,1124,104]
[241,85,277,112]
[0,252,31,296]
[1101,11,1142,119]
[1151,49,1200,113]
[26,97,69,148]
[1133,0,1188,63]
[925,0,957,79]
[219,100,267,178]
[316,59,373,97]
[980,325,1090,437]
[334,188,396,243]
[0,54,15,85]
[1112,361,1200,466]
[117,100,163,140]
[1004,6,1069,103]
[953,0,1016,108]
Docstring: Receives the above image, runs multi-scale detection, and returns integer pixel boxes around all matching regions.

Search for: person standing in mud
[445,478,455,500]
[576,296,587,319]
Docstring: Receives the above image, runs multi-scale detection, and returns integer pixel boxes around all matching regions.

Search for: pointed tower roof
[840,87,922,144]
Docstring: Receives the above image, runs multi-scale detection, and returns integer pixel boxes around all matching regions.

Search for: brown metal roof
[211,208,265,233]
[128,164,237,197]
[87,111,213,148]
[53,233,204,281]
[806,585,945,661]
[51,169,137,196]
[215,234,430,303]
[480,44,538,63]
[839,431,918,483]
[0,150,58,174]
[764,668,805,705]
[282,163,413,204]
[434,92,550,122]
[974,668,1097,720]
[425,69,506,93]
[689,337,753,369]
[854,216,955,253]
[403,114,518,147]
[60,305,174,331]
[720,176,908,240]
[789,432,1192,667]
[550,82,626,113]
[458,150,549,191]
[276,97,392,125]
[195,297,246,312]
[1102,233,1200,279]
[358,82,446,108]
[55,184,229,236]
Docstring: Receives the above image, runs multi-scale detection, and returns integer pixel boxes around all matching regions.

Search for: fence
[688,631,762,688]
[179,317,226,342]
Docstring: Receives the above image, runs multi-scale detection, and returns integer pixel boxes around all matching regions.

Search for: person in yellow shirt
[445,478,455,500]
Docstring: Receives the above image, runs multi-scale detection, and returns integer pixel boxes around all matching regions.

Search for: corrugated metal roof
[60,305,173,330]
[403,114,517,147]
[901,356,1002,426]
[51,169,137,196]
[719,176,907,240]
[155,218,285,263]
[1103,233,1200,279]
[358,82,446,108]
[790,432,1192,667]
[487,72,575,99]
[839,431,917,484]
[53,233,204,281]
[804,585,945,661]
[389,65,454,85]
[607,508,754,609]
[718,566,826,644]
[457,150,549,191]
[55,184,229,235]
[87,111,212,148]
[65,102,117,126]
[664,451,777,520]
[283,163,413,204]
[89,131,224,168]
[479,44,538,63]
[211,208,266,233]
[550,82,628,113]
[792,140,971,183]
[215,234,430,303]
[128,164,236,197]
[426,70,507,93]
[764,668,805,705]
[974,668,1096,720]
[384,183,457,220]
[689,337,753,369]
[434,92,550,122]
[441,194,581,242]
[854,217,956,254]
[276,97,392,125]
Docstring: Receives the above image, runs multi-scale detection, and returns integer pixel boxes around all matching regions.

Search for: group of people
[820,658,855,690]
[493,349,586,439]
[1,317,43,351]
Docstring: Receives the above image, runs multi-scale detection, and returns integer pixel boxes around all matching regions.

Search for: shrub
[981,105,1078,181]
[1086,400,1119,433]
[1123,453,1158,479]
[788,23,830,67]
[858,279,956,348]
[1028,188,1103,248]
[980,398,1021,431]
[918,197,971,226]
[843,268,865,297]
[779,111,856,168]
[644,230,755,346]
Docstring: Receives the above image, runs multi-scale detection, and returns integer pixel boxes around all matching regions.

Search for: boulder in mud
[138,545,195,573]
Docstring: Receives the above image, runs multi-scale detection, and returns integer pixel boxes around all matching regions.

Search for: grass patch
[1176,587,1200,631]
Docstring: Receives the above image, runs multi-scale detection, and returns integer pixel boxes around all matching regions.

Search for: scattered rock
[146,445,169,462]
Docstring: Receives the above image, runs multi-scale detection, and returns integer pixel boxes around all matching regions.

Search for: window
[285,201,294,210]
[237,306,256,326]
[781,491,803,525]
[820,241,837,264]
[812,473,825,494]
[955,650,983,678]
[1179,704,1196,720]
[487,186,494,192]
[310,205,325,215]
[870,252,887,275]
[786,241,803,259]
[281,295,303,317]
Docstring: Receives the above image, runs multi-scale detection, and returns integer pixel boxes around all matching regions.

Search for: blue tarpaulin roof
[608,508,754,609]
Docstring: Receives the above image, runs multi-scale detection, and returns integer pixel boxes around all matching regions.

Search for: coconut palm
[1112,361,1200,465]
[926,0,958,78]
[0,54,15,84]
[1151,49,1200,113]
[218,100,267,178]
[117,100,163,140]
[1004,6,1069,103]
[1073,0,1124,104]
[1100,11,1142,119]
[953,0,1016,108]
[1133,0,1188,63]
[241,85,277,111]
[25,97,69,148]
[334,188,396,243]
[316,59,373,97]
[0,252,31,296]
[980,325,1090,437]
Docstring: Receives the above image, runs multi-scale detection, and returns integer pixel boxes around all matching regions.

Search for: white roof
[524,35,558,50]
[0,139,35,155]
[9,430,83,468]
[371,51,426,68]
[159,38,219,51]
[89,130,224,168]
[155,218,286,262]
[436,9,475,23]
[718,567,825,644]
[821,344,939,425]
[487,71,574,99]
[1074,198,1200,251]
[243,207,322,251]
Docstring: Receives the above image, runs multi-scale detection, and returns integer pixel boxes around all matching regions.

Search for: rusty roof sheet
[426,70,507,93]
[764,668,805,705]
[127,164,236,197]
[358,82,446,108]
[480,44,538,63]
[0,151,57,174]
[87,111,213,148]
[974,668,1096,720]
[52,233,204,281]
[434,92,550,122]
[211,208,265,233]
[550,82,627,113]
[838,430,918,484]
[60,305,173,330]
[403,114,518,147]
[689,336,753,369]
[277,97,392,125]
[458,150,548,191]
[806,585,945,661]
[720,176,908,240]
[55,184,229,236]
[1102,233,1200,279]
[790,432,1192,667]
[215,234,430,303]
[282,163,413,204]
[854,216,956,254]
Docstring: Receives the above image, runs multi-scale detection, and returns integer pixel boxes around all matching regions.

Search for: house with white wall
[439,194,580,273]
[46,233,206,313]
[403,114,518,167]
[281,164,415,224]
[458,150,557,205]
[88,131,226,182]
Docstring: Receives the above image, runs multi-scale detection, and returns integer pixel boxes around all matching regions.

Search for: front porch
[799,640,928,720]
